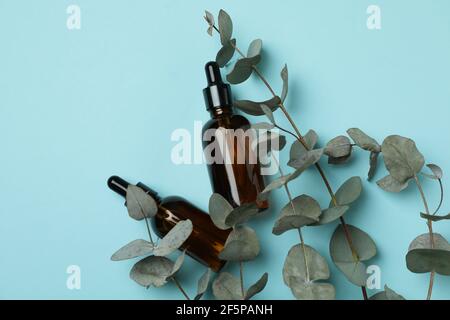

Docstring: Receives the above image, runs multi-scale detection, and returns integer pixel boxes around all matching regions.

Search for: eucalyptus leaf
[272,195,321,235]
[370,285,405,300]
[334,176,362,206]
[261,166,306,194]
[225,203,260,227]
[347,128,381,153]
[287,148,323,171]
[111,239,154,261]
[325,136,352,157]
[209,193,233,230]
[377,175,409,193]
[204,10,215,27]
[426,164,443,180]
[219,226,260,261]
[368,151,379,181]
[280,65,288,102]
[234,96,281,116]
[218,10,232,45]
[170,250,186,276]
[255,131,286,154]
[330,224,377,286]
[130,256,174,288]
[406,233,450,275]
[245,273,268,300]
[226,56,261,84]
[247,39,262,58]
[212,272,242,300]
[289,130,318,160]
[154,220,193,256]
[260,104,275,124]
[420,213,450,222]
[311,206,349,226]
[283,244,335,300]
[381,135,425,183]
[216,39,236,67]
[195,269,211,300]
[126,185,158,221]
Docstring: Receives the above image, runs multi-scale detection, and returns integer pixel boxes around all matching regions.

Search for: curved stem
[414,175,435,300]
[173,277,191,300]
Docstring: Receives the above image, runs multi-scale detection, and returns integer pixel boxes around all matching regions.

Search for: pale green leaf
[234,96,281,116]
[219,226,260,261]
[273,195,321,235]
[195,269,211,300]
[209,193,233,230]
[154,220,193,256]
[216,39,236,67]
[111,239,154,261]
[245,273,268,300]
[247,39,262,58]
[218,10,232,45]
[212,272,242,300]
[130,256,174,287]
[347,128,381,152]
[377,175,409,193]
[126,185,158,221]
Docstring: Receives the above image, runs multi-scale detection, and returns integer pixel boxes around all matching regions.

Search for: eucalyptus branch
[205,11,367,299]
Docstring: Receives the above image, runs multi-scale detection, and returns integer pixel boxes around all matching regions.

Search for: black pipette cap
[203,61,233,111]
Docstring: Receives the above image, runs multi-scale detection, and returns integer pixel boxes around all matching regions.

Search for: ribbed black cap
[203,61,233,110]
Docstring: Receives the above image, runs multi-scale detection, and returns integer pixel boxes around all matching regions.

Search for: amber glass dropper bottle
[107,175,230,272]
[202,61,268,209]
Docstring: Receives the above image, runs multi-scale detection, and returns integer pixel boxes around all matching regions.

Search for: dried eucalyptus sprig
[208,194,268,300]
[110,184,211,300]
[204,9,377,300]
[332,129,450,299]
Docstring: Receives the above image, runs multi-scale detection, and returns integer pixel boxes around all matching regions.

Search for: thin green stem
[143,217,154,245]
[173,277,191,300]
[414,175,435,300]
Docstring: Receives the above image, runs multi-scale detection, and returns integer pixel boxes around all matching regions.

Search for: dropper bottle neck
[107,176,162,204]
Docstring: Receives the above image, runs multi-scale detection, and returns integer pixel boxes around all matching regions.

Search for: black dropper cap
[107,175,160,203]
[203,61,233,111]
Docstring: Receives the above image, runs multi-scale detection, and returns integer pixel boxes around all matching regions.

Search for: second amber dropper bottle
[108,175,230,272]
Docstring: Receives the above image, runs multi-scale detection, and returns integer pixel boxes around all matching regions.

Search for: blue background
[1,0,450,300]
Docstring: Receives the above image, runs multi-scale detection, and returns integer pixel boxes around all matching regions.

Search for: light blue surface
[1,0,450,300]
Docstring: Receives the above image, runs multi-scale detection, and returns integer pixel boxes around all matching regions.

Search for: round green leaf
[212,272,242,300]
[311,206,349,226]
[170,250,186,276]
[330,224,377,286]
[226,56,261,84]
[216,39,236,67]
[347,128,381,153]
[234,96,281,116]
[218,10,232,45]
[209,193,233,230]
[126,185,158,221]
[289,130,318,161]
[194,269,211,300]
[406,233,450,275]
[283,244,335,300]
[377,174,409,193]
[287,148,323,170]
[130,256,174,288]
[272,195,321,235]
[381,135,425,183]
[325,136,352,158]
[111,239,154,261]
[247,39,262,58]
[426,164,443,180]
[334,176,363,206]
[225,203,260,227]
[219,226,260,261]
[154,220,193,256]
